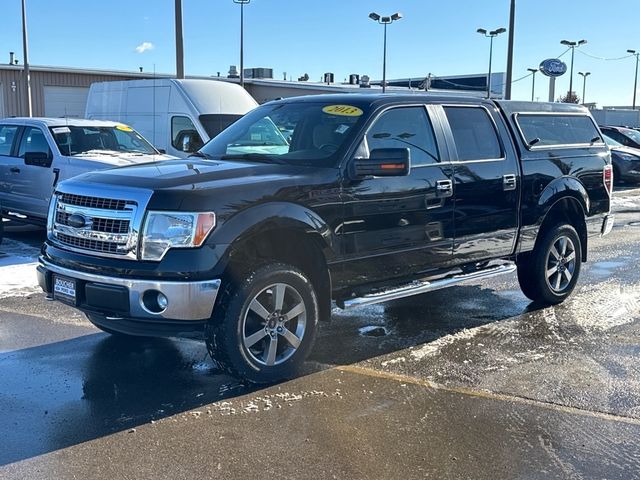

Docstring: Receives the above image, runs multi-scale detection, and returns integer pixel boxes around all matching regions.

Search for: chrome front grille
[57,193,130,211]
[51,191,139,259]
[56,233,122,254]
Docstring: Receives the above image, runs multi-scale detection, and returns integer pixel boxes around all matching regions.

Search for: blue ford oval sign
[539,58,567,77]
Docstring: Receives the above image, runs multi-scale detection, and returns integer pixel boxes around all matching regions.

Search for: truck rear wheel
[517,223,582,305]
[206,263,319,384]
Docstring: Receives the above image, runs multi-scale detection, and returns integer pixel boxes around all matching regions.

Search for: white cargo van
[85,79,258,158]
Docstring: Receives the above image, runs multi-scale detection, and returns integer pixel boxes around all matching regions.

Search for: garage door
[44,86,89,118]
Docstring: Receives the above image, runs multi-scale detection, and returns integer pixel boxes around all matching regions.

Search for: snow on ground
[612,189,640,210]
[0,238,41,297]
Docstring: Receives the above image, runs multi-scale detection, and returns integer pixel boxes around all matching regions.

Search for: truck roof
[0,117,135,128]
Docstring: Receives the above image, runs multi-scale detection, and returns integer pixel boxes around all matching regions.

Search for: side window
[0,125,19,156]
[444,107,502,161]
[516,114,602,147]
[366,106,439,166]
[604,130,629,146]
[18,127,52,159]
[171,116,204,153]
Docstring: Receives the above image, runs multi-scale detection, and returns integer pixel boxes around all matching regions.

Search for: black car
[602,133,640,184]
[600,125,640,149]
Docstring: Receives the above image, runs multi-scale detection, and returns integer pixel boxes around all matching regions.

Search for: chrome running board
[339,263,517,309]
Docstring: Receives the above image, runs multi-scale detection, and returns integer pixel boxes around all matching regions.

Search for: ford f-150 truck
[37,94,614,383]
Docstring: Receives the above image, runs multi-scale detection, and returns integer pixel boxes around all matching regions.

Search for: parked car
[85,79,258,158]
[602,133,640,184]
[38,95,613,383]
[0,118,175,225]
[599,125,640,149]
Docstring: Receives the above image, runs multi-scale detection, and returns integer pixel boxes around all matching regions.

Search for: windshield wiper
[188,151,214,159]
[220,153,287,164]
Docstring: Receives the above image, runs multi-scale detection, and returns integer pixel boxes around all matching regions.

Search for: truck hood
[71,158,313,190]
[59,158,332,214]
[69,151,176,166]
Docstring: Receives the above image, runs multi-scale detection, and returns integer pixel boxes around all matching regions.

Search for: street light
[233,0,251,89]
[560,39,587,102]
[527,68,538,102]
[578,71,590,104]
[369,11,403,93]
[627,49,639,110]
[477,27,506,98]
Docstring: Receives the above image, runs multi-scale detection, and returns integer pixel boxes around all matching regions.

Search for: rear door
[438,104,520,264]
[339,104,455,288]
[0,125,28,214]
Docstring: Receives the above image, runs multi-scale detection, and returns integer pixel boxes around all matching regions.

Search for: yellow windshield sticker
[116,124,133,132]
[322,105,363,117]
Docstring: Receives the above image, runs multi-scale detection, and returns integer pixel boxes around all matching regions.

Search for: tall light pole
[560,39,587,102]
[21,0,32,117]
[627,49,639,110]
[477,27,506,99]
[505,0,516,99]
[369,12,403,93]
[527,68,538,102]
[578,71,590,104]
[175,0,184,79]
[233,0,251,89]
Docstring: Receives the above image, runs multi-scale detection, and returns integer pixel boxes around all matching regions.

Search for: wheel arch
[213,203,335,322]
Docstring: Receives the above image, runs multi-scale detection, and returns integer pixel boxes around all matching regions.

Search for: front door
[339,105,455,289]
[15,126,58,219]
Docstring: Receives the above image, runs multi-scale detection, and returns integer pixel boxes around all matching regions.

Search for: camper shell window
[515,113,603,148]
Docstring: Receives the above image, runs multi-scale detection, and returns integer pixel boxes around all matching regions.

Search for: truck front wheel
[206,263,319,384]
[517,224,582,305]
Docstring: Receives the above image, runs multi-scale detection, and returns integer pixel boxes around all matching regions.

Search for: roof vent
[228,65,239,78]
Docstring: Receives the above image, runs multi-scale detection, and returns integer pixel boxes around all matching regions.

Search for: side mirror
[157,148,166,154]
[182,134,192,153]
[353,148,410,177]
[24,151,52,168]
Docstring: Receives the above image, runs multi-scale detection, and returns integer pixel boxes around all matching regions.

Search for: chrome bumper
[38,258,220,321]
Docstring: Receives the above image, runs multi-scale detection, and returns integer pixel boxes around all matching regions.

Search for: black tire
[517,223,582,305]
[206,263,319,384]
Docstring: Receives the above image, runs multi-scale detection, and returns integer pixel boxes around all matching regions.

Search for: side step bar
[338,263,517,309]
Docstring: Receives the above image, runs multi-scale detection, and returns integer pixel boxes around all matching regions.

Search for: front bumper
[37,257,221,323]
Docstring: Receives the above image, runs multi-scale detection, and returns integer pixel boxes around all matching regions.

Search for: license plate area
[53,275,78,306]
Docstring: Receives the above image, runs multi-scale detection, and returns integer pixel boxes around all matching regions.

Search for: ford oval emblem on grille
[67,214,87,228]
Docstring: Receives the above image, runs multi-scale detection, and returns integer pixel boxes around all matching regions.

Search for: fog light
[157,292,168,310]
[142,290,168,313]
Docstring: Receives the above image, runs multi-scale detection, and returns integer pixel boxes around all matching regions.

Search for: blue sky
[1,0,638,106]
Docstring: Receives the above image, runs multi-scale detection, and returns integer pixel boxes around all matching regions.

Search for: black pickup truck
[37,94,614,383]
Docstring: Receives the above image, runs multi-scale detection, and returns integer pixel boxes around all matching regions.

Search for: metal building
[0,64,156,118]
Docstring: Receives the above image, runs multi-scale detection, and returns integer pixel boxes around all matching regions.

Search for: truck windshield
[199,101,368,166]
[49,125,157,156]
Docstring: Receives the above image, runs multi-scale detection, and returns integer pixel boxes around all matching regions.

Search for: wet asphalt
[1,188,639,479]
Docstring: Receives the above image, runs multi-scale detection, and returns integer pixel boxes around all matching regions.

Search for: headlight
[140,211,216,261]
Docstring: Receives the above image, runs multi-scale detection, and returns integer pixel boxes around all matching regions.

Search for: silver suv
[0,118,174,224]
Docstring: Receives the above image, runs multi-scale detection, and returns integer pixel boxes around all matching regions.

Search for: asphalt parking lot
[1,188,639,480]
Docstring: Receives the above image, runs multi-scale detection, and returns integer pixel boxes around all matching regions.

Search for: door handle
[10,167,20,173]
[503,174,517,191]
[436,179,453,197]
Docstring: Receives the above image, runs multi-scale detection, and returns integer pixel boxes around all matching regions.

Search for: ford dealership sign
[539,59,567,77]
